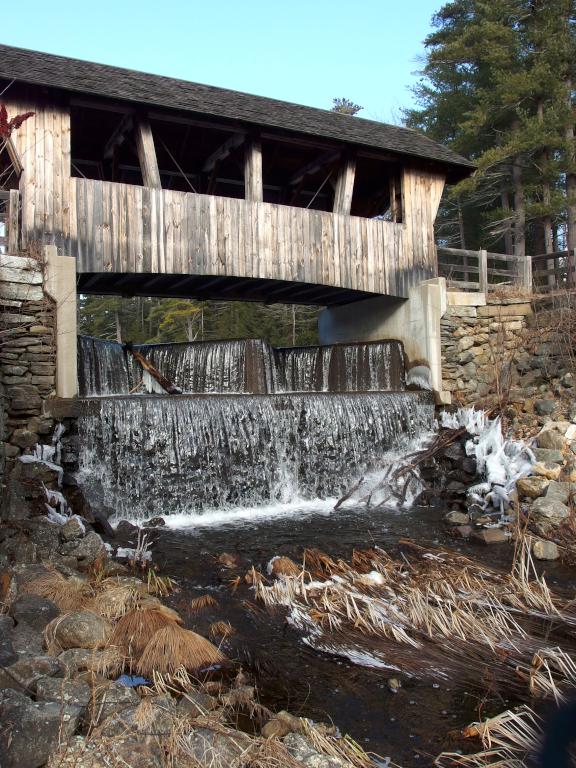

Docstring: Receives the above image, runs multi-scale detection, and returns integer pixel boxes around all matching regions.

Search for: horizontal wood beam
[202,133,246,172]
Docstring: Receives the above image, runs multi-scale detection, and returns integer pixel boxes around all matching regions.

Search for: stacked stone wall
[441,296,534,403]
[0,253,56,461]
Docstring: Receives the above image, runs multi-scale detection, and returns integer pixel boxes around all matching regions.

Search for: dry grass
[435,706,541,766]
[210,620,236,640]
[190,594,219,613]
[110,607,181,659]
[137,624,227,677]
[21,569,93,612]
[268,556,302,577]
[255,539,576,701]
[88,585,139,620]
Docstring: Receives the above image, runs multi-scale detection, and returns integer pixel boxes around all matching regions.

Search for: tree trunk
[115,309,122,343]
[511,121,526,261]
[565,77,576,287]
[538,101,555,286]
[500,185,514,255]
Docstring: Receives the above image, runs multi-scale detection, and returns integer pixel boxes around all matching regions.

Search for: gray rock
[516,476,549,499]
[97,695,175,737]
[535,399,556,416]
[537,430,566,451]
[9,594,59,630]
[52,735,165,768]
[11,622,45,659]
[90,683,140,726]
[283,733,344,767]
[545,481,574,505]
[180,726,253,766]
[532,540,560,561]
[58,648,103,675]
[0,656,64,692]
[51,611,112,650]
[0,688,82,768]
[0,616,17,666]
[60,518,85,542]
[532,448,564,464]
[58,531,107,569]
[472,528,509,545]
[531,496,570,524]
[178,689,218,716]
[35,677,91,709]
[10,429,38,449]
[444,511,470,525]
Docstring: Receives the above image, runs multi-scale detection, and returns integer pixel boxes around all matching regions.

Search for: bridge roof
[0,44,474,181]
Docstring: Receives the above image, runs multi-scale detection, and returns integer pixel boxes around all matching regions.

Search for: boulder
[262,710,303,739]
[49,735,165,768]
[472,528,509,545]
[96,696,176,738]
[10,429,38,450]
[145,516,166,527]
[50,611,112,650]
[178,689,218,717]
[60,518,85,542]
[35,677,91,709]
[90,682,140,726]
[535,399,556,416]
[0,656,64,692]
[516,476,549,500]
[531,462,562,480]
[532,448,564,464]
[531,496,569,524]
[545,481,574,505]
[179,726,253,766]
[0,689,82,768]
[444,511,470,525]
[0,616,17,666]
[532,540,560,561]
[9,595,59,631]
[537,430,566,451]
[58,531,107,570]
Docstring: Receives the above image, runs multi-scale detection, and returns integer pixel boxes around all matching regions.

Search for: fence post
[478,249,488,294]
[519,253,532,292]
[7,189,19,253]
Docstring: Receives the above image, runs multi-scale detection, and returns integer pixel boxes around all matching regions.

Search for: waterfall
[78,337,405,396]
[132,339,278,394]
[275,341,405,392]
[76,392,433,519]
[78,337,132,396]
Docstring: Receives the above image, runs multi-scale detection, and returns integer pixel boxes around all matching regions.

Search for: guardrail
[0,189,20,254]
[532,250,576,292]
[437,246,531,292]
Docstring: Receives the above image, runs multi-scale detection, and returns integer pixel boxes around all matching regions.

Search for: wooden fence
[0,190,19,254]
[437,246,531,292]
[532,250,576,292]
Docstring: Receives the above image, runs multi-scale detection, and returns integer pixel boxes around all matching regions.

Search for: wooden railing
[71,178,430,298]
[532,250,576,292]
[437,246,531,292]
[0,190,19,254]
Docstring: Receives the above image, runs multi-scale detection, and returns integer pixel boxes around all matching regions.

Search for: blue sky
[1,0,441,123]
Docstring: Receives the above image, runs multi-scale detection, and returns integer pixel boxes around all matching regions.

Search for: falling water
[77,337,132,396]
[275,341,405,392]
[76,392,433,520]
[78,337,405,395]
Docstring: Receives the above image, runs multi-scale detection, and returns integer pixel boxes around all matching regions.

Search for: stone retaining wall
[0,253,56,461]
[441,295,534,403]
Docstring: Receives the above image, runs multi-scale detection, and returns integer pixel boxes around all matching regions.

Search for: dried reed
[110,606,181,658]
[190,594,219,613]
[137,624,227,677]
[210,620,236,639]
[21,569,93,612]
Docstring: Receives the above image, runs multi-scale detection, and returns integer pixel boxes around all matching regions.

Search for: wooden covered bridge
[0,44,473,307]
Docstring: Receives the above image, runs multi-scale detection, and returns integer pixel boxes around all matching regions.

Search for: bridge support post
[318,277,449,402]
[44,245,78,398]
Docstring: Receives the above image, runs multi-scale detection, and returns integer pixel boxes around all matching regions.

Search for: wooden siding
[6,94,71,253]
[71,177,439,298]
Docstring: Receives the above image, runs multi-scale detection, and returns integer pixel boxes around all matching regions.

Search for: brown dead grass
[137,624,227,677]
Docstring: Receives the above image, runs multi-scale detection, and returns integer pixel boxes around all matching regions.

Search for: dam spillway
[75,336,433,520]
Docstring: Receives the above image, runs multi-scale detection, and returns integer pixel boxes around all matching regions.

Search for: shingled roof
[0,44,474,180]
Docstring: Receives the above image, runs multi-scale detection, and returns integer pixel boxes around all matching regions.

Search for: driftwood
[123,344,182,395]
